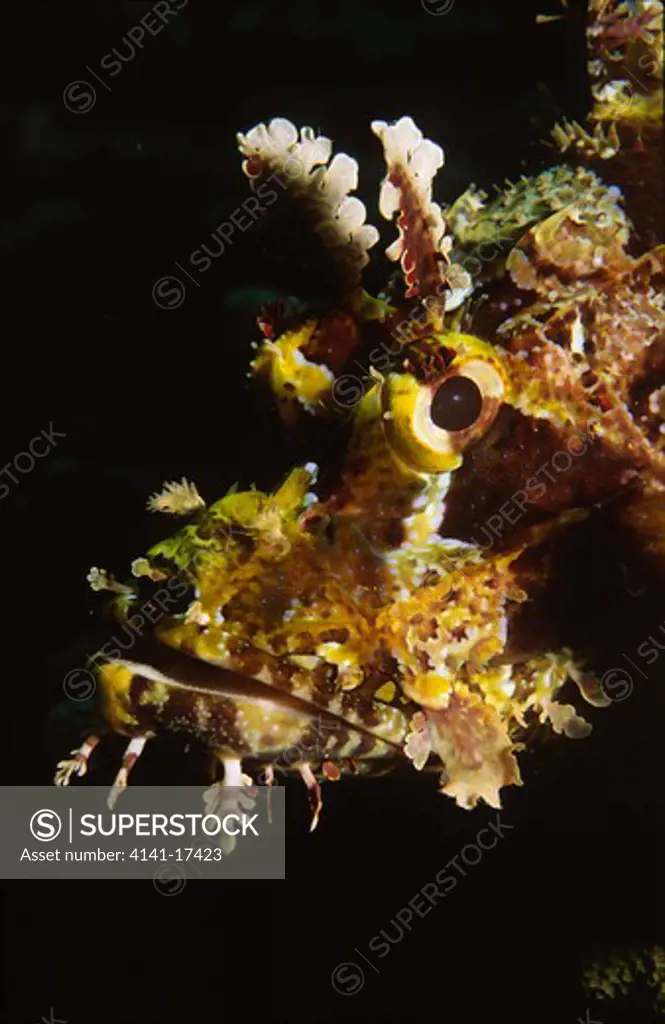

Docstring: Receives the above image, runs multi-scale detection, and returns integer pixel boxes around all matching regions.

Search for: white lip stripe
[126,736,147,758]
[114,658,333,722]
[113,659,285,715]
[114,659,180,686]
[111,658,403,751]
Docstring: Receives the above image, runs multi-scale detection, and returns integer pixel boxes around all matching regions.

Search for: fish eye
[381,352,506,473]
[430,375,483,432]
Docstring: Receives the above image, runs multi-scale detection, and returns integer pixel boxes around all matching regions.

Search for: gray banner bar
[0,786,285,880]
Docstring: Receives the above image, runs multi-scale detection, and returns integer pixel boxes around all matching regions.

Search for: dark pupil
[430,376,483,432]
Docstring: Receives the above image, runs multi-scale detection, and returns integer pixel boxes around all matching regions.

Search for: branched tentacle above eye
[58,6,665,838]
[237,118,388,420]
[371,116,472,315]
[236,117,379,301]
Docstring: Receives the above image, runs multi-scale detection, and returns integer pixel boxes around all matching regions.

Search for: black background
[2,1,664,1021]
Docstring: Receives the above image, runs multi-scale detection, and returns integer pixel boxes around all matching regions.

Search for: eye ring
[381,353,506,474]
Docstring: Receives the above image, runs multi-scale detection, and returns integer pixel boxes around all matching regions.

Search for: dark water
[2,1,663,1021]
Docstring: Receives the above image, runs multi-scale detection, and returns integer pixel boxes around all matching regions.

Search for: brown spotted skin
[94,641,408,773]
[57,3,665,813]
[126,674,400,764]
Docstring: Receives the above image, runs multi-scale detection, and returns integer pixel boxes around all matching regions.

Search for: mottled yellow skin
[62,0,663,818]
[101,326,607,808]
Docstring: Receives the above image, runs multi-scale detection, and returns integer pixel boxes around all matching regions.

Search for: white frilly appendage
[54,735,100,786]
[237,117,379,294]
[371,116,472,312]
[202,757,256,855]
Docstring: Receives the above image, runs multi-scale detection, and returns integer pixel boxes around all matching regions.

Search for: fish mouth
[99,637,406,754]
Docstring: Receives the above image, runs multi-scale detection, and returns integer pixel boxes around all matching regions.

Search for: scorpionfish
[55,0,664,832]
